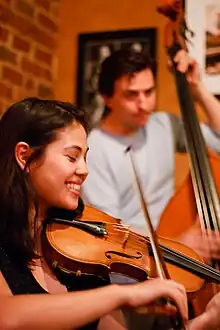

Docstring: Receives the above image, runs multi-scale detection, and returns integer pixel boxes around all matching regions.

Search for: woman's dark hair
[0,97,89,266]
[98,47,157,97]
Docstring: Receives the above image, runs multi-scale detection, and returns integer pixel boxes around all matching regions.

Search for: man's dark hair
[98,48,157,97]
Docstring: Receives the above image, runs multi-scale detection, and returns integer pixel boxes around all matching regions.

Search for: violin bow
[126,146,186,329]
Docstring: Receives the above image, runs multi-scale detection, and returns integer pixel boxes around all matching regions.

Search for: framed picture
[185,0,220,95]
[76,28,157,125]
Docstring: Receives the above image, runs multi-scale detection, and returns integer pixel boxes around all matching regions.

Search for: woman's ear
[14,142,32,171]
[103,95,112,108]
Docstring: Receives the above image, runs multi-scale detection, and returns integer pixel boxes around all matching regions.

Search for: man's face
[105,68,156,133]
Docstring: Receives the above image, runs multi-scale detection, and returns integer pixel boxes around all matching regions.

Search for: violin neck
[170,47,220,234]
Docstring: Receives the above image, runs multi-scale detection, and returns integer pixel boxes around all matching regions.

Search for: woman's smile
[66,182,81,197]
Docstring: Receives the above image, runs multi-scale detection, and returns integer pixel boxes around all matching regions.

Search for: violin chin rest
[47,197,85,220]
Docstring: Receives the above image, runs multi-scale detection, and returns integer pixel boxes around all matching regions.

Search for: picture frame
[185,0,220,95]
[76,28,157,125]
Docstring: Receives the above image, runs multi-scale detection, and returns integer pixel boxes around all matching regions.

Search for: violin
[41,203,220,299]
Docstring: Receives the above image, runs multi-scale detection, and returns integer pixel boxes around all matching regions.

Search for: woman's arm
[0,284,124,330]
[0,274,188,330]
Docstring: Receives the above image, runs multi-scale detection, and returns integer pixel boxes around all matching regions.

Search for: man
[82,47,220,260]
[82,47,220,329]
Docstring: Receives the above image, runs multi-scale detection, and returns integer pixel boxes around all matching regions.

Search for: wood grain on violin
[41,205,220,300]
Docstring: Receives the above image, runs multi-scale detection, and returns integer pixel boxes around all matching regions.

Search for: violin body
[42,205,209,299]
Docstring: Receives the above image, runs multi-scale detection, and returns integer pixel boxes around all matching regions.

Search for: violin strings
[103,223,220,282]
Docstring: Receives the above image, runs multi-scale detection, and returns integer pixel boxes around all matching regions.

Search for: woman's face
[29,122,88,215]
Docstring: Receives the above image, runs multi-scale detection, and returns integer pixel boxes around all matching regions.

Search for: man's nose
[138,93,148,111]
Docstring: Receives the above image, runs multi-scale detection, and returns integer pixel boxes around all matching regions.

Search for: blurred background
[0,0,219,188]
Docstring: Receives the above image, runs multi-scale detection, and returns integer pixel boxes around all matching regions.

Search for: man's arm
[168,50,220,154]
[174,50,220,132]
[193,83,220,131]
[168,113,220,154]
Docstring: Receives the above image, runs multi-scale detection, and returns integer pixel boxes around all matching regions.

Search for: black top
[0,244,110,330]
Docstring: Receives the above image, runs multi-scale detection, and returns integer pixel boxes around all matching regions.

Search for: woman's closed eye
[67,155,77,163]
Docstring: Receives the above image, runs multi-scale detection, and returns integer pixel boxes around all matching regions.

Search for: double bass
[157,0,220,315]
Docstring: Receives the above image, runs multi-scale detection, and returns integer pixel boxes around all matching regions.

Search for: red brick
[0,26,9,42]
[35,48,52,65]
[38,83,53,98]
[21,58,52,81]
[38,13,58,33]
[15,0,35,17]
[0,101,3,114]
[2,66,23,86]
[0,45,17,64]
[0,5,56,49]
[25,78,35,91]
[0,82,13,100]
[2,0,12,6]
[13,36,30,52]
[0,101,7,116]
[34,0,50,12]
[14,88,29,102]
[50,3,59,17]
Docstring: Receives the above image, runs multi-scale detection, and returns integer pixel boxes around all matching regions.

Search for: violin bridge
[122,230,130,249]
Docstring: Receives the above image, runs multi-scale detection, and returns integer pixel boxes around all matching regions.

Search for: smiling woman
[0,98,189,330]
[0,98,90,266]
[23,122,89,213]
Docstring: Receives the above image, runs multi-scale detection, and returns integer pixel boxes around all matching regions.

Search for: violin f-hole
[105,250,143,260]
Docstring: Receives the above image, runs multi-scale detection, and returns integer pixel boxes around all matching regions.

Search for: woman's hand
[122,278,188,323]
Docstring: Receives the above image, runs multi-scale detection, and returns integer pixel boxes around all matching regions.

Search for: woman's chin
[61,198,79,211]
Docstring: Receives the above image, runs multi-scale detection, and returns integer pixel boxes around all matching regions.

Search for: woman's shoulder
[0,243,13,272]
[0,243,46,295]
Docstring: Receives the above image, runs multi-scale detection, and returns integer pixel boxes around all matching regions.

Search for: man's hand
[188,292,220,330]
[178,223,220,264]
[168,49,202,95]
[174,50,200,84]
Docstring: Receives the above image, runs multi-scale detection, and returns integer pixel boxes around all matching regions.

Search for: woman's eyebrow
[64,145,89,152]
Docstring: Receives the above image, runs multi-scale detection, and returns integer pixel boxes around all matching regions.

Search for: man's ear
[14,142,32,171]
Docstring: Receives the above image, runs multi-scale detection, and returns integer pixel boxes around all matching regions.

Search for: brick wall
[0,0,60,114]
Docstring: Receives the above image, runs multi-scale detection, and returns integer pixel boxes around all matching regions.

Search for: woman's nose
[76,159,88,180]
